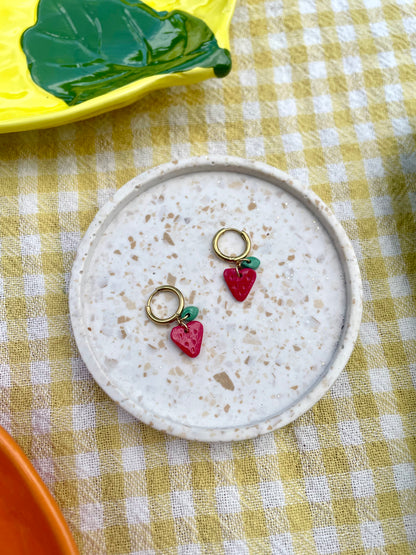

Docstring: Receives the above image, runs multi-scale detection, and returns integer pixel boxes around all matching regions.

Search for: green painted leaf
[21,0,232,106]
[180,306,199,322]
[241,256,260,269]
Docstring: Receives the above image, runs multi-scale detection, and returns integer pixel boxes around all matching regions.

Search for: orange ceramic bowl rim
[0,426,79,555]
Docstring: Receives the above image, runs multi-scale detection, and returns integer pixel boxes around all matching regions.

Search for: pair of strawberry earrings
[145,228,260,358]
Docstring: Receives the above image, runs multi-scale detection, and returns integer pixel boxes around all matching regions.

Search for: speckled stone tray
[69,157,362,441]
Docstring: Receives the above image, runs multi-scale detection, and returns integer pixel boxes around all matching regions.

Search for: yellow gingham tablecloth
[1,0,415,553]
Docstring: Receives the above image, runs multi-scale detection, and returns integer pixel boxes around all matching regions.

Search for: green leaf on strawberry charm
[180,306,199,322]
[241,256,260,269]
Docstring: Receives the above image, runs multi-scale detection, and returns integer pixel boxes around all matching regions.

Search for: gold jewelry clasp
[145,285,185,325]
[212,228,251,263]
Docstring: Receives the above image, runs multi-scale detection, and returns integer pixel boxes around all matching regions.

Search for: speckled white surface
[70,157,362,441]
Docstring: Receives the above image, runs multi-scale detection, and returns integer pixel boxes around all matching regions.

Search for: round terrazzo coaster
[69,157,362,441]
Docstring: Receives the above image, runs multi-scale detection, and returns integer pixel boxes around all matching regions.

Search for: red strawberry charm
[146,285,204,358]
[224,267,257,302]
[171,320,204,358]
[212,228,261,302]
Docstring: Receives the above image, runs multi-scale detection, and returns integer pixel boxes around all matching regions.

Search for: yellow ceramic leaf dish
[0,0,236,133]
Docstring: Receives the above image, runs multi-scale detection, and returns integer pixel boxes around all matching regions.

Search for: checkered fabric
[0,0,415,553]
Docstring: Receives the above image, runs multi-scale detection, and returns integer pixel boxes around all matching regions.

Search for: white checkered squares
[379,235,401,257]
[282,133,303,153]
[385,84,403,102]
[313,95,333,113]
[319,128,339,148]
[404,514,416,542]
[171,490,195,518]
[97,187,116,208]
[372,195,393,216]
[30,360,51,385]
[332,200,354,220]
[338,420,363,446]
[76,452,101,478]
[271,533,294,554]
[400,151,416,174]
[243,102,261,120]
[370,21,389,38]
[331,371,353,398]
[364,158,385,179]
[351,469,376,498]
[304,27,322,45]
[355,122,376,142]
[168,105,188,127]
[299,0,317,12]
[126,497,150,524]
[245,137,265,157]
[166,438,190,465]
[363,0,381,8]
[274,65,292,84]
[27,316,49,340]
[224,541,249,555]
[327,163,347,183]
[398,317,416,341]
[389,275,412,298]
[21,234,41,256]
[295,425,320,451]
[32,408,51,435]
[331,0,349,12]
[360,521,385,548]
[171,143,191,159]
[343,56,362,74]
[359,321,380,345]
[205,104,225,124]
[57,155,77,175]
[369,368,392,393]
[259,480,285,508]
[0,320,7,343]
[403,16,416,35]
[233,37,253,55]
[210,442,233,461]
[216,485,241,514]
[208,142,228,156]
[268,33,287,50]
[0,364,10,387]
[33,457,55,486]
[58,191,78,212]
[122,445,146,471]
[72,403,96,430]
[278,98,297,117]
[60,231,81,253]
[337,25,356,42]
[305,475,331,503]
[314,526,340,554]
[18,195,38,216]
[309,61,327,79]
[80,503,104,531]
[96,151,116,173]
[378,51,396,69]
[253,433,277,456]
[348,90,367,109]
[12,272,35,305]
[392,118,413,137]
[18,158,38,178]
[289,167,310,187]
[178,545,201,555]
[265,1,283,18]
[380,414,405,440]
[394,463,416,491]
[238,69,257,87]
